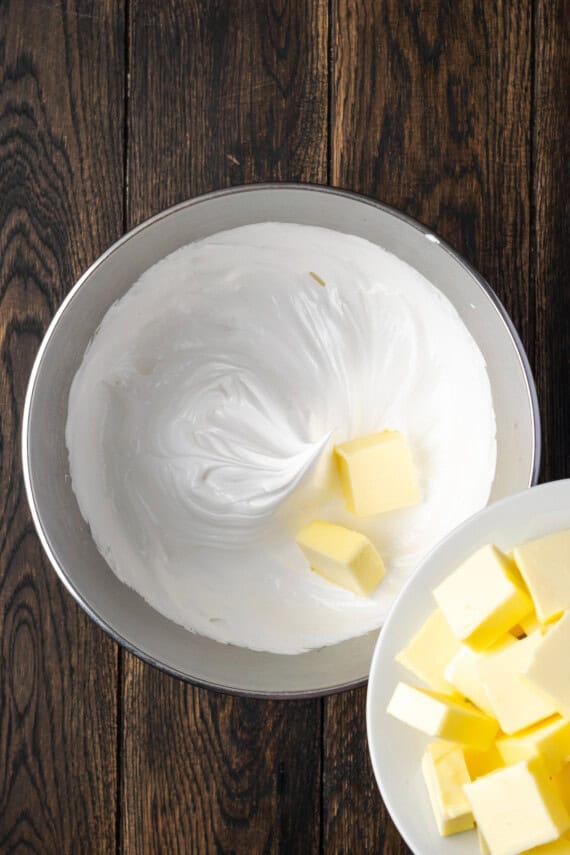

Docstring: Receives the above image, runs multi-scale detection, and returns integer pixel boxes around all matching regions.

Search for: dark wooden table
[1,2,568,853]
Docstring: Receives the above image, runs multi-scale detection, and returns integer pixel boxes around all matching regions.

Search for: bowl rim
[365,479,569,854]
[21,182,541,697]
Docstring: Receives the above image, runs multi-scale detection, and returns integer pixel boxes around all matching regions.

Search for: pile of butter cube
[387,528,570,855]
[296,429,419,595]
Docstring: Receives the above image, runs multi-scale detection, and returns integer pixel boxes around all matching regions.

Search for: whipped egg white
[66,223,496,653]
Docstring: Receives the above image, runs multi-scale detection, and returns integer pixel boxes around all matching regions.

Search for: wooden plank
[326,2,533,852]
[0,2,124,852]
[322,687,409,854]
[122,1,328,852]
[127,0,328,222]
[534,0,570,481]
[123,661,322,853]
[330,0,533,330]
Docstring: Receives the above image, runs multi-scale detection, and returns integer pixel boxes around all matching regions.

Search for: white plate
[366,479,570,855]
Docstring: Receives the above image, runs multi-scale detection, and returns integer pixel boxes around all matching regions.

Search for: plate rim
[366,478,570,853]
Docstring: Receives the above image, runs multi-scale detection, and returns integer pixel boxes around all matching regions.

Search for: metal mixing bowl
[22,184,540,697]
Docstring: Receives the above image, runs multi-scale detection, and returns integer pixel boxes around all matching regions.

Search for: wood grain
[127,0,328,223]
[3,2,569,853]
[123,661,322,853]
[122,1,328,852]
[0,1,124,853]
[322,688,408,855]
[327,2,532,852]
[331,0,533,332]
[534,0,570,482]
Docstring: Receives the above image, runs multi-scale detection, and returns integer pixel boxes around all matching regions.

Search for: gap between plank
[115,646,124,855]
[529,0,538,435]
[326,0,334,188]
[116,2,131,853]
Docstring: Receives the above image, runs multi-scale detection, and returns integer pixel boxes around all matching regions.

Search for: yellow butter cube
[495,737,536,768]
[478,829,491,854]
[463,759,570,855]
[434,544,534,651]
[296,520,384,596]
[525,613,570,718]
[386,682,499,749]
[556,764,570,814]
[462,744,504,780]
[477,631,558,734]
[445,636,516,716]
[334,430,420,517]
[514,530,570,623]
[396,609,461,693]
[497,716,570,774]
[520,611,544,636]
[522,834,570,853]
[421,742,475,836]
